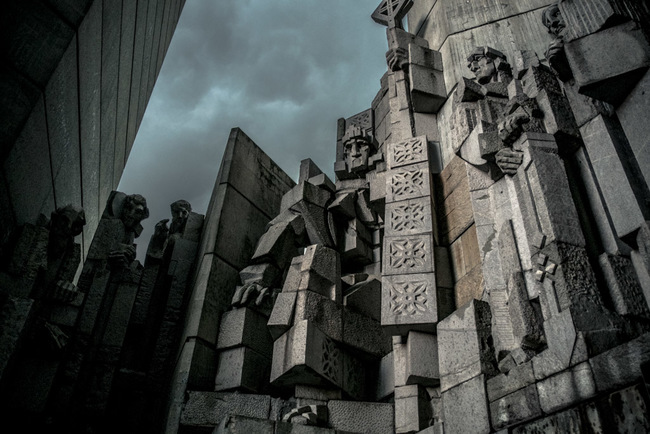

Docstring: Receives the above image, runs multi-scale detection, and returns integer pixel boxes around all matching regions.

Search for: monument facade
[2,0,650,433]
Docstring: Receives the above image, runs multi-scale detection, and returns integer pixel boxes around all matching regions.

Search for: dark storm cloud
[119,0,388,259]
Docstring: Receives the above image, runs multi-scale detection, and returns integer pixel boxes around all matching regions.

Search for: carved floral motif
[389,279,430,316]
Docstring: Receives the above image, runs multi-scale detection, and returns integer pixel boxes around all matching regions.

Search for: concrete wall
[408,0,556,97]
[0,0,186,261]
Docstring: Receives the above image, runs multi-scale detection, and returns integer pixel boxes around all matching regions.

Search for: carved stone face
[121,195,149,231]
[51,205,86,239]
[170,200,191,234]
[344,138,371,174]
[542,5,565,37]
[469,55,497,84]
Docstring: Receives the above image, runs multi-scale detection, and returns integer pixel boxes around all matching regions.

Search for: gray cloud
[119,0,388,259]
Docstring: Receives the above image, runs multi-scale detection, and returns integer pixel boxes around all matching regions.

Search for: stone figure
[542,2,572,81]
[216,113,388,408]
[108,193,149,267]
[466,47,512,85]
[170,199,192,235]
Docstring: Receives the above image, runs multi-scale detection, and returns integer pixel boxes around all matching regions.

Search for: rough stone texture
[600,253,649,318]
[489,384,541,430]
[214,415,275,434]
[565,21,650,105]
[214,347,271,392]
[382,273,438,333]
[511,407,584,434]
[405,331,439,385]
[537,362,597,414]
[180,392,271,427]
[618,70,650,189]
[376,351,395,400]
[487,362,535,402]
[395,384,433,433]
[579,114,645,240]
[438,300,497,391]
[589,333,650,392]
[328,400,394,434]
[217,308,273,355]
[442,374,490,434]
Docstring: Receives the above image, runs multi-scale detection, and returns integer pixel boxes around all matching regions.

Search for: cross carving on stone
[371,0,413,30]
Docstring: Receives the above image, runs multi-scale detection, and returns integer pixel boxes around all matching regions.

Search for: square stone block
[217,308,273,356]
[268,292,297,340]
[383,233,434,276]
[536,362,596,414]
[386,162,433,203]
[406,331,440,386]
[270,320,343,389]
[387,136,430,169]
[565,21,650,105]
[385,197,434,237]
[438,300,498,391]
[442,374,490,434]
[328,400,394,434]
[395,384,433,433]
[382,273,438,334]
[490,384,541,430]
[214,347,271,393]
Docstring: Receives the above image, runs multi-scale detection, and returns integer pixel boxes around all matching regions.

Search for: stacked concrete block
[438,300,498,392]
[166,129,295,432]
[382,136,442,334]
[215,307,273,393]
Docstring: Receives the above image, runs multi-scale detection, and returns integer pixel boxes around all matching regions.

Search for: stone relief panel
[387,136,429,169]
[382,273,438,329]
[383,234,434,275]
[385,197,432,236]
[386,162,431,203]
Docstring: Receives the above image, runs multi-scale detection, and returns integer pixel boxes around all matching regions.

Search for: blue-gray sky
[119,0,389,256]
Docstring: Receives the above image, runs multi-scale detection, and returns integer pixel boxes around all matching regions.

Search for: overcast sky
[119,0,390,258]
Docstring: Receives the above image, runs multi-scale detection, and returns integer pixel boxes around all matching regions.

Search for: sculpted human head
[170,200,191,234]
[341,125,374,174]
[50,205,86,239]
[467,47,511,85]
[121,194,149,231]
[542,3,565,38]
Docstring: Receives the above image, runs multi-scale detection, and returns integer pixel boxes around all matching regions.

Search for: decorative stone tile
[387,136,429,169]
[382,273,438,332]
[385,197,433,236]
[383,234,434,275]
[386,162,432,203]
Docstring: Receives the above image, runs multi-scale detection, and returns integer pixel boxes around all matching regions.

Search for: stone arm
[231,210,306,309]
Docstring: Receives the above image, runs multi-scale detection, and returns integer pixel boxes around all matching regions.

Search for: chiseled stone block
[180,391,271,427]
[489,384,541,430]
[438,300,497,392]
[387,136,430,169]
[267,292,297,340]
[382,273,438,334]
[376,351,395,400]
[214,347,271,393]
[383,234,435,276]
[386,162,433,203]
[270,320,343,389]
[328,400,394,434]
[565,21,650,105]
[442,374,490,434]
[395,384,433,433]
[385,197,434,237]
[217,307,273,356]
[214,415,274,433]
[536,362,596,414]
[405,331,439,386]
[487,361,535,402]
